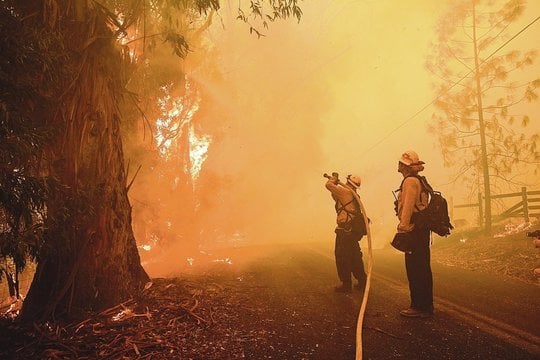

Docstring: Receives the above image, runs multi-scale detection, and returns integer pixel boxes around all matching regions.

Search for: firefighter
[395,150,433,318]
[325,173,367,293]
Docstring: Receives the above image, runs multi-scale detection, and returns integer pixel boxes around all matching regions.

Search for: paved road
[230,242,540,360]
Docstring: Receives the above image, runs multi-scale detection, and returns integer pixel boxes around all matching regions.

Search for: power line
[358,15,540,159]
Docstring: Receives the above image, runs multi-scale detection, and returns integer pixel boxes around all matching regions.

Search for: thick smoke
[127,1,540,277]
[130,4,334,276]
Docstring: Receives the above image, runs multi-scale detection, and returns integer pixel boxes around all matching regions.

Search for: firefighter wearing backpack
[325,173,367,293]
[395,150,434,318]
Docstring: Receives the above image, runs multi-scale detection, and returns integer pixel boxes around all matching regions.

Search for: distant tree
[0,0,301,321]
[426,0,540,232]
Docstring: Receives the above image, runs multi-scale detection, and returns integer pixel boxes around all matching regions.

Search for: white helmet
[399,150,425,166]
[346,174,361,189]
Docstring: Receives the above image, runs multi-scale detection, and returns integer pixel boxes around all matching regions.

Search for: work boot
[354,278,366,292]
[334,284,352,293]
[399,307,432,318]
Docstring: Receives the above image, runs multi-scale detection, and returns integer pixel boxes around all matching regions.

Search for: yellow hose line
[329,177,373,360]
[345,184,372,360]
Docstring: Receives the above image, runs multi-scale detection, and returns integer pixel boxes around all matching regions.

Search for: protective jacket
[397,176,428,232]
[325,179,358,230]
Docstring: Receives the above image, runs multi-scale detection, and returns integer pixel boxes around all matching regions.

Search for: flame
[154,78,211,182]
[189,126,211,181]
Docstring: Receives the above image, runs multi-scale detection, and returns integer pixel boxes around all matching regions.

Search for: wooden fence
[452,187,540,227]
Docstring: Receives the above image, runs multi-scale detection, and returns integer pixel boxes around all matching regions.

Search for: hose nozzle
[323,172,339,179]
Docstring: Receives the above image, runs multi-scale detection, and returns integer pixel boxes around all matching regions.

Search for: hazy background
[131,0,540,276]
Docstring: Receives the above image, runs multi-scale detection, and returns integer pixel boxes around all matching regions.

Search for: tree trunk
[21,1,149,321]
[472,3,492,234]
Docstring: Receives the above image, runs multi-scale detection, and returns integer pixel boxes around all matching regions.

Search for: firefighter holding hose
[324,172,367,293]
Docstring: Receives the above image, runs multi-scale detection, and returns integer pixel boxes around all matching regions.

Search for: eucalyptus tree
[426,0,539,232]
[0,7,67,300]
[0,0,301,321]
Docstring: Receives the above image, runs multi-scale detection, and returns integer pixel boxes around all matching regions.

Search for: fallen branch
[365,326,406,340]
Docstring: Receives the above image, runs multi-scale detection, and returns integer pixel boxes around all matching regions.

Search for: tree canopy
[425,0,539,231]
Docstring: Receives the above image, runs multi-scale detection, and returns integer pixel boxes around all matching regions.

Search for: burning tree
[426,0,540,232]
[127,78,209,260]
[0,0,302,321]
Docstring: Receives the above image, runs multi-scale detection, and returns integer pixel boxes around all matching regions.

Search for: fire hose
[324,173,372,360]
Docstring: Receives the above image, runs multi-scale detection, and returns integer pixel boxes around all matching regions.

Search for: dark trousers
[334,230,366,285]
[404,226,433,311]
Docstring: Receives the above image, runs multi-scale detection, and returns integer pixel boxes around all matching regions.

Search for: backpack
[336,196,367,238]
[399,175,454,237]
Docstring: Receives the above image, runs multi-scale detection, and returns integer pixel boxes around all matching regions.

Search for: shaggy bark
[20,0,148,321]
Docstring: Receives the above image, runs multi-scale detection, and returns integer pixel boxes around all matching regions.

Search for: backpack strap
[397,175,432,211]
[335,198,353,213]
[335,197,360,220]
[416,175,434,195]
[395,175,419,192]
[397,175,434,194]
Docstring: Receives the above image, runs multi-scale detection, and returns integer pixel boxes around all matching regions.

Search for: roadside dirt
[0,225,538,359]
[0,247,359,360]
[430,225,540,285]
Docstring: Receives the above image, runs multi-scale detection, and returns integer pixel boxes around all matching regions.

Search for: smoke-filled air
[123,0,540,277]
[3,0,540,357]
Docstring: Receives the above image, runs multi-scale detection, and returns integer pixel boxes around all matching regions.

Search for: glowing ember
[187,257,195,266]
[111,308,151,322]
[212,258,233,265]
[494,221,534,238]
[112,309,133,322]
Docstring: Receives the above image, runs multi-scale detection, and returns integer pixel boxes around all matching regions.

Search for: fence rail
[452,187,540,228]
